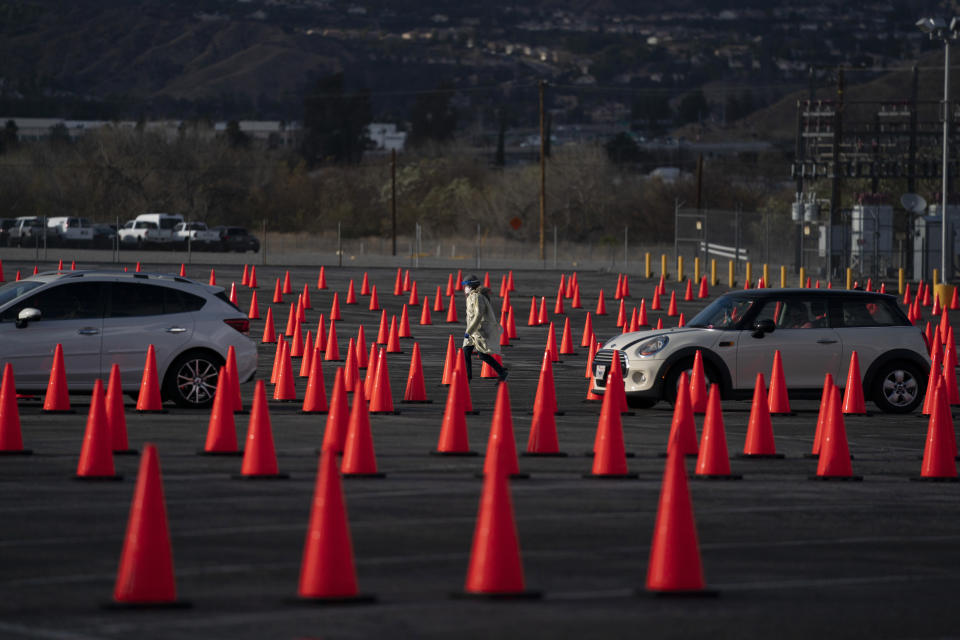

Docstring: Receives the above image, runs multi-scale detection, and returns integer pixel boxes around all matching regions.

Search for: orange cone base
[641,588,719,598]
[232,473,291,480]
[369,410,400,415]
[135,409,168,414]
[736,453,785,459]
[197,450,244,457]
[74,474,123,481]
[299,409,329,415]
[583,451,637,458]
[809,475,863,481]
[103,600,192,610]
[341,472,387,478]
[474,472,531,480]
[430,450,478,457]
[42,409,76,414]
[400,399,434,404]
[113,449,139,456]
[520,451,568,457]
[0,449,33,456]
[691,474,743,481]
[453,590,541,600]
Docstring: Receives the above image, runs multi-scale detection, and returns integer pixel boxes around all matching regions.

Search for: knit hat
[461,274,481,288]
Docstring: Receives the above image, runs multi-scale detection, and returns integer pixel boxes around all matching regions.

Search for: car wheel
[871,360,924,414]
[663,357,719,405]
[626,396,657,409]
[163,350,224,408]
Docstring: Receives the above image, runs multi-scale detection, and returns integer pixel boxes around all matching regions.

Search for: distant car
[591,289,930,414]
[173,222,221,251]
[213,226,260,253]
[0,270,257,408]
[118,220,165,248]
[47,217,94,248]
[0,219,15,246]
[91,223,117,250]
[8,216,46,247]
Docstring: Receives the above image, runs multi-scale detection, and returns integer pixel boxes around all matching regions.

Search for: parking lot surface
[1,259,958,640]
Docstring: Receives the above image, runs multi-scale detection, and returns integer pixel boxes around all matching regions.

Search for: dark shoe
[497,369,509,383]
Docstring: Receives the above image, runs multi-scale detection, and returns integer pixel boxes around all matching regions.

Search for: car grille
[591,349,628,387]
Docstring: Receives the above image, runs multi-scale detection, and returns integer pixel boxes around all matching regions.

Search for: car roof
[18,270,222,295]
[718,288,898,302]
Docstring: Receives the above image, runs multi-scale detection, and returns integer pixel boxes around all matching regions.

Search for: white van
[47,217,94,248]
[132,213,184,245]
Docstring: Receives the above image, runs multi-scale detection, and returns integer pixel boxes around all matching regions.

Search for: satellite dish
[901,193,928,214]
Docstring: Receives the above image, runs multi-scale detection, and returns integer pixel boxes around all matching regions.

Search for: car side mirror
[751,318,775,338]
[16,307,41,329]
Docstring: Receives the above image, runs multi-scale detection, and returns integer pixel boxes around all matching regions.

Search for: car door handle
[816,339,838,344]
[166,327,188,334]
[77,327,99,335]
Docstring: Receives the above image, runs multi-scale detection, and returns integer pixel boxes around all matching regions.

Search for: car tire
[870,360,925,414]
[663,357,719,405]
[163,350,224,409]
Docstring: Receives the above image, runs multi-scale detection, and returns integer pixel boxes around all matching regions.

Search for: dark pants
[462,344,506,381]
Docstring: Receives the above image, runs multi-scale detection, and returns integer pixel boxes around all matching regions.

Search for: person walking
[461,274,508,383]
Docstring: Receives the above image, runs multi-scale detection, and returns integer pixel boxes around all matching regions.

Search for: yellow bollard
[762,264,769,288]
[936,283,955,308]
[728,260,735,287]
[898,268,905,295]
[711,259,718,286]
[780,265,787,289]
[661,254,668,279]
[933,268,939,287]
[694,257,701,284]
[645,252,652,279]
[799,267,806,289]
[745,262,752,286]
[846,268,853,289]
[677,256,684,283]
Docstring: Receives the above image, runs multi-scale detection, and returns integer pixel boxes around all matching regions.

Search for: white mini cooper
[591,289,930,413]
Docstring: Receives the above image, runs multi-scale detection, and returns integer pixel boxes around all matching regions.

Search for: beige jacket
[463,288,502,355]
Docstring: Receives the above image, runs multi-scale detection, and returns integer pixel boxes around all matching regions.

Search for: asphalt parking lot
[1,258,958,640]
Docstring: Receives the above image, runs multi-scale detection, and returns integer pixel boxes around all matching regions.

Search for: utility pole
[539,79,547,265]
[828,68,844,281]
[391,148,397,257]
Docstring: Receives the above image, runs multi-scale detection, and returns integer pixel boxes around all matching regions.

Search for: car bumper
[590,350,662,397]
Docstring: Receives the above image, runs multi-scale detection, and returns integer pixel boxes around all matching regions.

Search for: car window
[753,297,828,329]
[0,282,102,322]
[108,282,204,317]
[0,280,45,309]
[687,296,755,329]
[840,298,903,327]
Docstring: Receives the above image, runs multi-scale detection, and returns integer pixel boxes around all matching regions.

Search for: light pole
[917,17,959,283]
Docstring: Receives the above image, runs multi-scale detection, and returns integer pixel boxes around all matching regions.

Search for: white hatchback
[591,289,931,413]
[0,271,257,408]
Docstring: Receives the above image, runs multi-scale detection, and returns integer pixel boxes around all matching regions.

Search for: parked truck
[173,221,221,251]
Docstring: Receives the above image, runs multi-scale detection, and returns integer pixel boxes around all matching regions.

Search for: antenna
[900,193,928,215]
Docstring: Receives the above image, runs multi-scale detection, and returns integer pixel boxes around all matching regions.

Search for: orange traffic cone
[136,345,165,413]
[524,354,565,457]
[767,350,792,415]
[742,373,782,458]
[273,341,297,402]
[462,453,537,598]
[666,291,678,316]
[698,275,709,298]
[282,270,292,294]
[694,385,739,479]
[42,343,73,413]
[420,295,433,325]
[951,285,960,310]
[208,268,217,286]
[507,305,517,339]
[440,334,457,386]
[841,351,867,414]
[645,448,708,594]
[408,280,420,307]
[402,343,431,403]
[321,368,350,454]
[481,382,526,478]
[434,286,446,312]
[179,263,187,278]
[317,265,328,290]
[386,316,403,353]
[689,350,708,414]
[261,306,276,343]
[914,381,959,481]
[596,289,607,315]
[360,272,370,296]
[297,450,375,602]
[76,379,121,480]
[105,363,135,454]
[651,289,661,311]
[248,265,257,288]
[368,348,397,414]
[553,286,565,315]
[247,289,260,319]
[527,296,539,326]
[531,350,561,417]
[237,381,288,479]
[110,444,186,607]
[200,367,241,455]
[340,382,384,477]
[330,291,342,320]
[284,301,297,337]
[638,299,648,327]
[299,330,315,377]
[302,348,329,414]
[290,314,304,357]
[368,285,380,311]
[571,283,582,309]
[303,283,313,313]
[273,278,283,304]
[453,349,476,413]
[559,317,575,355]
[606,349,631,415]
[398,304,412,339]
[809,373,835,457]
[0,363,30,454]
[537,296,548,325]
[345,279,358,304]
[392,267,403,296]
[545,321,560,363]
[811,386,861,480]
[580,312,594,348]
[667,372,698,456]
[446,294,458,323]
[683,279,693,301]
[586,373,636,478]
[324,319,341,361]
[433,369,476,456]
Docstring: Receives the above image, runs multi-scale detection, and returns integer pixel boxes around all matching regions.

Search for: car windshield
[687,296,756,329]
[0,280,45,307]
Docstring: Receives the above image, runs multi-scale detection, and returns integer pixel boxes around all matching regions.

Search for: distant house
[366,123,407,152]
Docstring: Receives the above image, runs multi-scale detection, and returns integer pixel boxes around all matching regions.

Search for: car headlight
[635,335,669,357]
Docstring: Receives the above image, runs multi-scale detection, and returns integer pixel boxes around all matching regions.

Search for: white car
[0,271,257,408]
[173,221,222,250]
[591,289,930,413]
[46,217,94,248]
